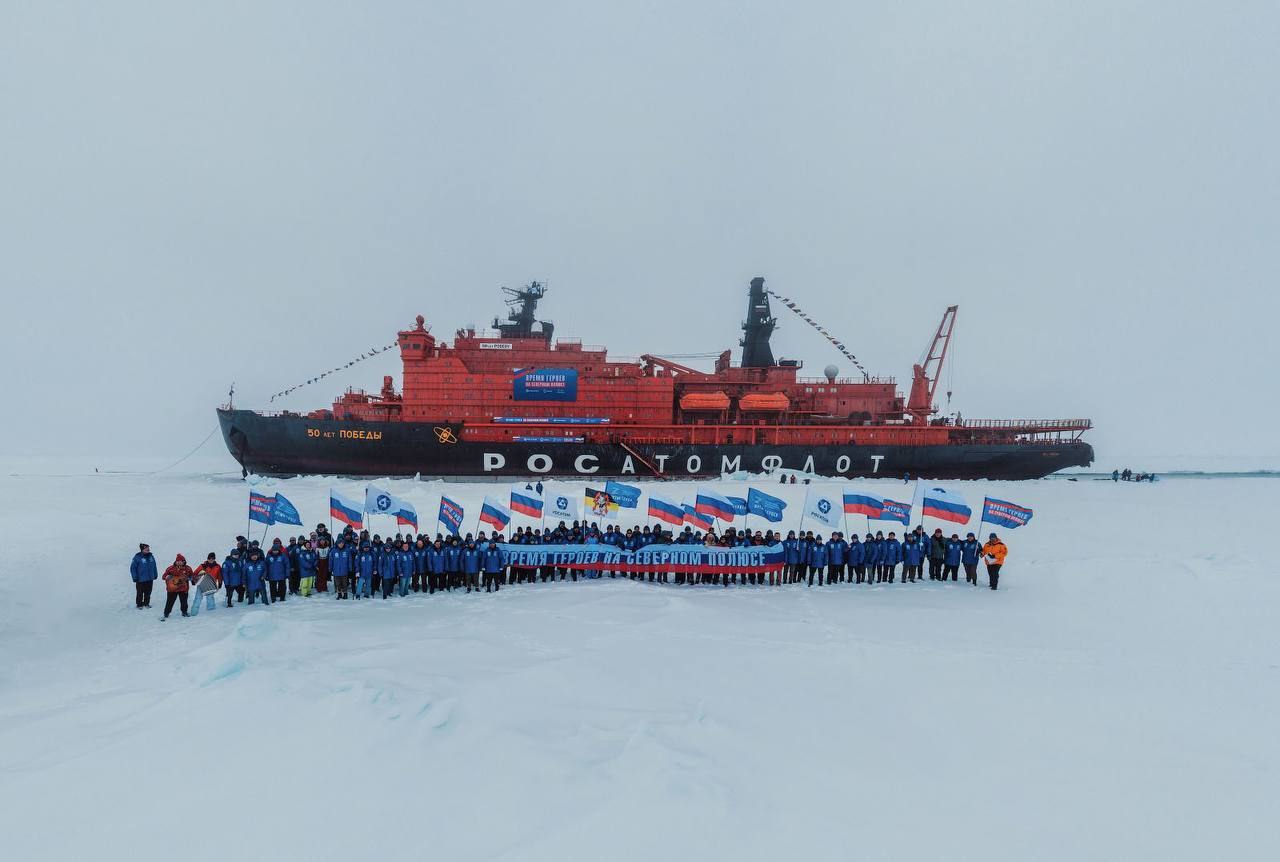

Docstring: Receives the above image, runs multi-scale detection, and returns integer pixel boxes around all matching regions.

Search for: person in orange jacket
[162,554,193,618]
[982,534,1008,590]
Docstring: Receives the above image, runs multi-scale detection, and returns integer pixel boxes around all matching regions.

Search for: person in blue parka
[427,539,446,594]
[461,540,483,593]
[866,533,884,582]
[882,532,903,583]
[807,536,828,587]
[221,549,244,606]
[395,541,415,597]
[444,538,463,590]
[902,531,925,582]
[412,538,430,593]
[348,540,370,599]
[327,537,353,599]
[130,543,158,608]
[783,531,800,585]
[265,539,289,602]
[483,541,505,592]
[961,532,982,585]
[944,534,963,581]
[298,543,319,597]
[243,548,269,605]
[848,534,866,583]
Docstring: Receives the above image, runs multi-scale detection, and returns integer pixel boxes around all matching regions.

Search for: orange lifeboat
[739,393,789,412]
[680,391,731,411]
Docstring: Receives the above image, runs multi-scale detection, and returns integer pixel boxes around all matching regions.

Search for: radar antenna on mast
[493,281,554,342]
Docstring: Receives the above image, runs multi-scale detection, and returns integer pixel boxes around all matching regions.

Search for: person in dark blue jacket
[807,536,828,586]
[944,534,963,581]
[412,537,429,592]
[848,535,866,583]
[867,533,884,582]
[783,531,800,585]
[265,540,290,602]
[130,543,158,608]
[346,540,369,599]
[243,549,269,605]
[961,533,982,585]
[928,529,947,580]
[882,532,903,583]
[827,532,848,583]
[330,538,354,599]
[902,532,925,582]
[395,541,415,597]
[427,539,446,593]
[461,540,483,593]
[483,541,505,592]
[298,543,319,597]
[286,537,302,595]
[221,549,244,606]
[444,538,463,590]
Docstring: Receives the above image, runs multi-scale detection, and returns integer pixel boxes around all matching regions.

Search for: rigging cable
[764,289,871,381]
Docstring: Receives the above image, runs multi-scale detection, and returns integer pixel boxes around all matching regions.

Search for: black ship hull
[218,410,1093,480]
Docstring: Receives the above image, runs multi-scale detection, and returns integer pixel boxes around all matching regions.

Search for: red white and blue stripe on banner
[874,499,912,526]
[509,487,543,518]
[479,497,511,531]
[329,490,363,529]
[921,487,972,524]
[683,504,714,530]
[438,497,464,535]
[982,497,1033,529]
[842,491,883,517]
[694,490,736,522]
[249,492,275,525]
[647,495,685,526]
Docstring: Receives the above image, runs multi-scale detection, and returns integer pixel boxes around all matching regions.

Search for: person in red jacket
[162,554,193,619]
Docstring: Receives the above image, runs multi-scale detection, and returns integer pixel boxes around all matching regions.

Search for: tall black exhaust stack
[740,276,777,368]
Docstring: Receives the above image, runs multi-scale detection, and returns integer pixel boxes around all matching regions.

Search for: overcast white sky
[3,1,1277,463]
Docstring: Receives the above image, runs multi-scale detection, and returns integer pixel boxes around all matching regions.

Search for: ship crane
[906,305,958,425]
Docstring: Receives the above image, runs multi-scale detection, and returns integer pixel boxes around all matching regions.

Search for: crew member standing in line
[161,554,193,619]
[265,539,290,602]
[928,529,947,580]
[315,533,332,593]
[298,541,319,597]
[944,534,962,581]
[221,548,244,606]
[982,533,1008,590]
[244,547,269,605]
[130,543,158,609]
[961,532,981,585]
[807,535,828,586]
[483,540,504,592]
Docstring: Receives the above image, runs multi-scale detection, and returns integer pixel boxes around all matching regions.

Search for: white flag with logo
[802,487,842,529]
[545,488,579,522]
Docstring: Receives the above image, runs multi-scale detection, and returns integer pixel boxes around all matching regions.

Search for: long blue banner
[497,542,786,574]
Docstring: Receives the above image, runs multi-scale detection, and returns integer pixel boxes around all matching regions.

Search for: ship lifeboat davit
[680,391,731,411]
[739,393,790,412]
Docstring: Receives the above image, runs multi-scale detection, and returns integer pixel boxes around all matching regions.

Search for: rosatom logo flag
[509,484,544,518]
[802,488,841,529]
[330,489,364,529]
[249,492,275,525]
[546,490,578,522]
[605,480,641,509]
[271,493,303,527]
[584,487,619,519]
[747,487,787,523]
[479,496,512,531]
[438,496,464,536]
[982,497,1033,529]
[921,487,972,525]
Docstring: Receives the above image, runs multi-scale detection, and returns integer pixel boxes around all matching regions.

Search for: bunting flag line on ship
[267,343,398,403]
[765,289,871,381]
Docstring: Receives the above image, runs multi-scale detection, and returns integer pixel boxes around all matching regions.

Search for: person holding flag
[983,533,1009,590]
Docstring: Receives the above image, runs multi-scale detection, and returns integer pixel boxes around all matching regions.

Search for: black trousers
[944,564,959,581]
[987,564,1002,590]
[484,572,501,592]
[270,580,286,600]
[289,573,300,594]
[964,563,978,584]
[163,591,189,617]
[928,559,943,579]
[135,581,154,607]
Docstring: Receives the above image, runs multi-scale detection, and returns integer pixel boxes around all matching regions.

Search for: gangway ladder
[617,440,665,478]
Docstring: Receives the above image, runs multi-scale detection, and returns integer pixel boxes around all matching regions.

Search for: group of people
[128,520,1011,617]
[1112,468,1156,482]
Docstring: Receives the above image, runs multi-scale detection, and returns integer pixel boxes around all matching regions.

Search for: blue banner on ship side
[512,368,578,402]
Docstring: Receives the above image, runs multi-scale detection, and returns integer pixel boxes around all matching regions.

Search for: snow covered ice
[1,461,1277,861]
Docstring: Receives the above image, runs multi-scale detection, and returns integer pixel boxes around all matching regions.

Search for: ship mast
[740,277,777,368]
[494,282,555,342]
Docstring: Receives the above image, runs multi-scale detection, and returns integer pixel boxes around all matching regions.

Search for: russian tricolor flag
[647,495,685,527]
[695,489,736,522]
[843,490,884,518]
[921,487,972,524]
[479,496,512,531]
[509,485,543,518]
[683,504,714,531]
[329,490,364,530]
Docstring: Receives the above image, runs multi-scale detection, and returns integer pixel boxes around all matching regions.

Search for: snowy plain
[1,458,1277,861]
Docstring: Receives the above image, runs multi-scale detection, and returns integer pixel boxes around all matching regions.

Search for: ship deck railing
[955,418,1093,431]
